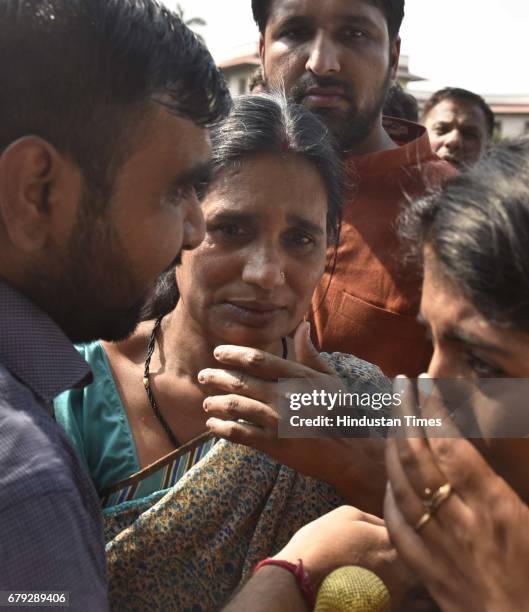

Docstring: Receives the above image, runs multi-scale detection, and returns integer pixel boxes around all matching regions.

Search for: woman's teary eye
[466,352,504,378]
[216,224,248,237]
[221,224,242,236]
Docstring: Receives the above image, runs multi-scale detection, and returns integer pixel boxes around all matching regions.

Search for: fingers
[392,377,447,499]
[416,374,462,439]
[387,432,471,538]
[355,511,386,527]
[204,394,277,432]
[392,378,468,516]
[198,367,272,403]
[385,485,470,609]
[386,438,448,546]
[384,485,444,587]
[393,375,427,437]
[277,506,393,587]
[318,505,386,526]
[428,436,504,505]
[305,505,384,526]
[293,321,336,375]
[414,376,504,506]
[210,344,299,380]
[211,338,335,381]
[205,416,271,450]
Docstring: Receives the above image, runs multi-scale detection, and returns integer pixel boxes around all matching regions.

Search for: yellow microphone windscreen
[315,566,390,612]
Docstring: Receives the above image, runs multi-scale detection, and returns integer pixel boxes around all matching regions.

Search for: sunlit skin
[98,154,387,513]
[0,103,209,342]
[174,153,328,353]
[104,104,210,321]
[149,153,387,512]
[419,250,529,501]
[424,98,490,169]
[383,249,529,611]
[102,153,329,468]
[260,0,400,154]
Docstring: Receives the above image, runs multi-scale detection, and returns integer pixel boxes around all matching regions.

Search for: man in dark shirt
[0,1,229,608]
[0,285,107,606]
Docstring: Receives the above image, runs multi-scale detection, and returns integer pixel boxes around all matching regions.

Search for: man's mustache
[289,74,355,104]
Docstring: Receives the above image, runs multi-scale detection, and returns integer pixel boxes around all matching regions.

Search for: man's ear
[0,137,79,252]
[390,36,401,80]
[258,34,266,76]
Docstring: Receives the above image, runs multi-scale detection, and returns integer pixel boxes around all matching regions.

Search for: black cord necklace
[143,315,179,448]
[143,315,289,449]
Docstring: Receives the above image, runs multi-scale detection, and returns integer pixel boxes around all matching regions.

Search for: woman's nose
[241,247,285,290]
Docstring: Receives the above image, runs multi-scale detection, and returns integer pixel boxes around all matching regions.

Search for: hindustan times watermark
[277,378,529,438]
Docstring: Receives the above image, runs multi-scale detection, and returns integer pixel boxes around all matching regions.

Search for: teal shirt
[55,343,387,506]
[54,341,140,493]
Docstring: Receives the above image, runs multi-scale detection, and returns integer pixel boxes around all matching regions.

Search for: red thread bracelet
[253,558,316,609]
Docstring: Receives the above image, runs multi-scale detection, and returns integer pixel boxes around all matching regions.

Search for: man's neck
[341,118,398,157]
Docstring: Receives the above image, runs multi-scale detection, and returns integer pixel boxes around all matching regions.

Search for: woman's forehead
[203,154,328,220]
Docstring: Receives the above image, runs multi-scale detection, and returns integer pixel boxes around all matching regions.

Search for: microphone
[315,566,390,612]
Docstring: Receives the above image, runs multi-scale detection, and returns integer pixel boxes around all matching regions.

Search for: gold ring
[414,483,453,532]
[414,510,432,532]
[423,483,453,513]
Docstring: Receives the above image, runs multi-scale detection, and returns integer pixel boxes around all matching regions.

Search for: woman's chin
[214,324,288,351]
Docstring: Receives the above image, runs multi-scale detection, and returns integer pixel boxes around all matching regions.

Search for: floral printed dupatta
[104,439,343,610]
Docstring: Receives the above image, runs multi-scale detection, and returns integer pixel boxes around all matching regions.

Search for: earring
[280,271,286,282]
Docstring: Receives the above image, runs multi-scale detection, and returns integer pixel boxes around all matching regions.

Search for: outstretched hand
[385,375,529,612]
[273,506,417,608]
[199,322,386,514]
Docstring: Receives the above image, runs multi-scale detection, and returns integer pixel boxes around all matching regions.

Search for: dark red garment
[310,118,456,377]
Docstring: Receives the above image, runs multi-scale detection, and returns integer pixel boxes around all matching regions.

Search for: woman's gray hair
[208,92,343,241]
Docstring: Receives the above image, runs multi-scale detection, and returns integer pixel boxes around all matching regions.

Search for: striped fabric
[101,435,217,508]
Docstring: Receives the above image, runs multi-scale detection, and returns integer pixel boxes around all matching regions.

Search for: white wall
[497,115,529,138]
[223,66,255,97]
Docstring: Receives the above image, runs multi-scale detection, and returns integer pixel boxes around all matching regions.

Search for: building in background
[485,95,529,138]
[217,43,260,96]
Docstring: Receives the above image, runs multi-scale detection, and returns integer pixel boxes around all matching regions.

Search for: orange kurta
[310,118,456,377]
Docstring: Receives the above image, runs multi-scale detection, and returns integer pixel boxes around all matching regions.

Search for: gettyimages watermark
[276,378,529,438]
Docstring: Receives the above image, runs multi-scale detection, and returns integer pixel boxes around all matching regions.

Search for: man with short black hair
[251,0,455,377]
[0,0,229,607]
[254,0,403,154]
[422,87,495,169]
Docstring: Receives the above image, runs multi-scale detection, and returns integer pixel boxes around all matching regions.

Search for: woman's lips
[222,301,286,326]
